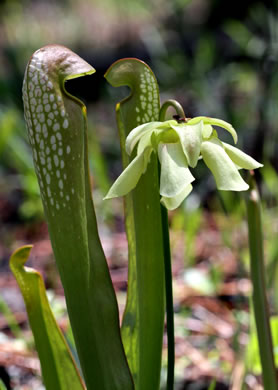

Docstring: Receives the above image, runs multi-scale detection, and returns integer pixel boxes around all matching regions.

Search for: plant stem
[161,204,174,390]
[246,174,277,390]
[159,99,186,121]
[159,101,181,390]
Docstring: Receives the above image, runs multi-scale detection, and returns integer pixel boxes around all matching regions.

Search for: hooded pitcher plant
[22,45,134,390]
[105,58,166,390]
[17,44,265,390]
[105,117,263,209]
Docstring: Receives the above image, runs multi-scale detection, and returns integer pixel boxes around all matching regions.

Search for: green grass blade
[0,293,21,339]
[105,59,165,390]
[208,379,216,390]
[246,175,278,390]
[22,45,134,390]
[9,246,85,390]
[0,380,7,390]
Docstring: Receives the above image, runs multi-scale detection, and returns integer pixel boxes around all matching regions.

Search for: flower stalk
[246,174,277,390]
[158,101,179,390]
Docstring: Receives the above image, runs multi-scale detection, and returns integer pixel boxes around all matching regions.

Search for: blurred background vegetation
[2,0,278,221]
[2,0,278,388]
[1,0,278,217]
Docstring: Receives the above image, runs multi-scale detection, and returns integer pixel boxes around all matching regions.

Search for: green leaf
[0,292,22,339]
[23,45,134,390]
[208,379,217,390]
[9,246,85,390]
[105,58,165,390]
[104,146,152,199]
[0,380,7,390]
[170,121,203,168]
[158,142,195,197]
[201,138,249,191]
[223,142,263,169]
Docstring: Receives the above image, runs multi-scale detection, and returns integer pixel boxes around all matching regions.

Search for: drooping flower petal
[136,128,168,155]
[201,138,249,191]
[161,184,193,210]
[188,117,238,144]
[223,142,263,170]
[202,124,213,140]
[156,128,179,145]
[137,130,155,155]
[104,146,153,199]
[170,121,203,168]
[158,143,195,197]
[125,122,161,155]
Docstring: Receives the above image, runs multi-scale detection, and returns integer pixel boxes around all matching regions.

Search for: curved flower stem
[246,174,277,390]
[159,99,186,122]
[159,101,184,390]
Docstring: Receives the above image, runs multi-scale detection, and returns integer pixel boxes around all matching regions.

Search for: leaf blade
[9,246,85,390]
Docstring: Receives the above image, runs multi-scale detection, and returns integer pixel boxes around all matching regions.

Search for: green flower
[105,117,263,210]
